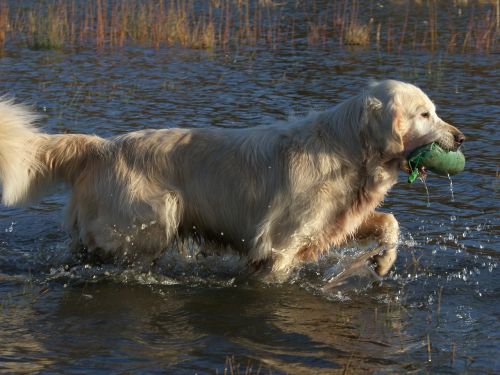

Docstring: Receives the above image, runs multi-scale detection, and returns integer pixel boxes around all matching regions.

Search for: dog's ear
[363,97,405,157]
[388,108,405,156]
[366,97,382,112]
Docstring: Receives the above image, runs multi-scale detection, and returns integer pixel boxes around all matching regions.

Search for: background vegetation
[0,0,497,53]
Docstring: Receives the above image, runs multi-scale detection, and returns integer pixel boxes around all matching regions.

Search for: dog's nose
[454,132,465,146]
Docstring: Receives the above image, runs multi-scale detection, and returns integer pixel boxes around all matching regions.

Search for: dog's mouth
[434,127,466,152]
[403,130,463,159]
[435,139,461,152]
[404,127,464,154]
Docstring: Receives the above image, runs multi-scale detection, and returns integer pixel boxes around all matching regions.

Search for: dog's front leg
[353,211,400,276]
[323,211,400,290]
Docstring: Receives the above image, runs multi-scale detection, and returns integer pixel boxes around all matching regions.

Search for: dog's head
[361,80,465,160]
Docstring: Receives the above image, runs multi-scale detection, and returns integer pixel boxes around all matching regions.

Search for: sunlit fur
[0,80,464,279]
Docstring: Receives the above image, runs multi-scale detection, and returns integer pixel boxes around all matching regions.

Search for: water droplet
[447,174,455,202]
[4,221,15,233]
[420,177,431,207]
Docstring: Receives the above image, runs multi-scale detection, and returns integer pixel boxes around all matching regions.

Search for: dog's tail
[0,98,106,206]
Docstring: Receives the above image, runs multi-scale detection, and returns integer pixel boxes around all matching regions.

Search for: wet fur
[0,81,464,278]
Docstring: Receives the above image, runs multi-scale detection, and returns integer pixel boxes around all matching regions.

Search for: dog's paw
[371,247,397,277]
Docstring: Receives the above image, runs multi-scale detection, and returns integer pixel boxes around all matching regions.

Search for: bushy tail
[0,98,105,206]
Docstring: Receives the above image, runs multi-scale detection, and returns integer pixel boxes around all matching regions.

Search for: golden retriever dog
[0,80,464,282]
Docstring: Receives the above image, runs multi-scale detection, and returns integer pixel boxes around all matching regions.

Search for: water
[0,45,499,374]
[447,174,455,203]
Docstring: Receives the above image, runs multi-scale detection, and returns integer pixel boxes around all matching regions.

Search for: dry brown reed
[427,333,432,362]
[344,0,371,46]
[428,0,438,51]
[344,22,371,46]
[216,355,264,375]
[0,1,8,49]
[26,2,71,50]
[0,0,496,54]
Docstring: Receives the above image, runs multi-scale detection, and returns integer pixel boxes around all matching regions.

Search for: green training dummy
[407,143,465,183]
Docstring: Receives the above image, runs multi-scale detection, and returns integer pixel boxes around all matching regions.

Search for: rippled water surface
[0,42,498,374]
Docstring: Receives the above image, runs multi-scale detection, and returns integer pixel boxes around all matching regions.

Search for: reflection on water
[0,43,499,373]
[0,277,411,373]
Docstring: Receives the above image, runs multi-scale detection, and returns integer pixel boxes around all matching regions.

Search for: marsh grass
[344,22,371,46]
[0,1,7,48]
[216,355,266,375]
[0,0,497,53]
[27,4,72,50]
[343,0,371,46]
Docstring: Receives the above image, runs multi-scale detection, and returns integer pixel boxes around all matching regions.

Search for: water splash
[419,176,431,207]
[4,222,16,233]
[447,173,455,202]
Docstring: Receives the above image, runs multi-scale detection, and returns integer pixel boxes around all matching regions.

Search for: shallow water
[0,42,499,373]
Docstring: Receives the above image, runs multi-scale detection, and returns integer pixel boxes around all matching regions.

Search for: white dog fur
[0,80,464,280]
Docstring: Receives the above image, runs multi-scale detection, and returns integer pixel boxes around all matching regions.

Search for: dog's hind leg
[163,191,182,246]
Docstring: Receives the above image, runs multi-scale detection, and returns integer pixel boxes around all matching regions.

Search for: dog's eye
[421,112,430,119]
